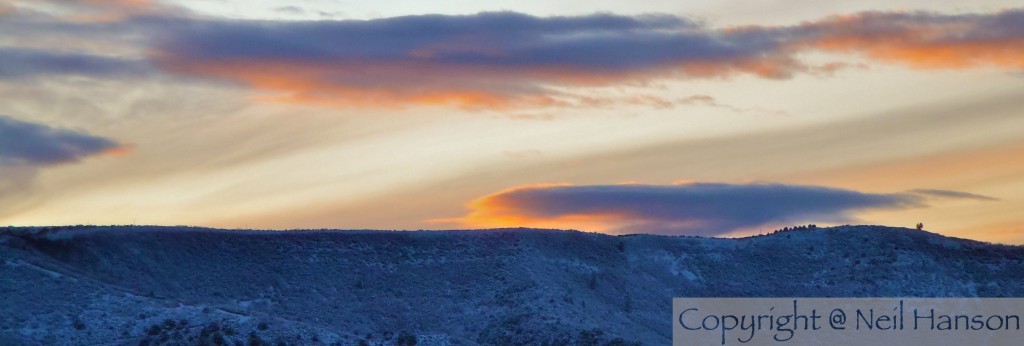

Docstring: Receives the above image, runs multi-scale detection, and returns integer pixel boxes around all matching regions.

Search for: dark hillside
[2,225,1022,345]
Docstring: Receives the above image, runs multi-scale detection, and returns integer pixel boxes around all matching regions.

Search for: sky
[1,0,1023,243]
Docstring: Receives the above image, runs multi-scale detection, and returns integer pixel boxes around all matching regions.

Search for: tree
[916,223,924,230]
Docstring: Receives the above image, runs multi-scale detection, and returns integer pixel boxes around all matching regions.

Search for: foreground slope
[1,225,1023,345]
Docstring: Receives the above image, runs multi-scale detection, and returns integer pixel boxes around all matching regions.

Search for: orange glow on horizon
[438,183,624,231]
[442,182,729,234]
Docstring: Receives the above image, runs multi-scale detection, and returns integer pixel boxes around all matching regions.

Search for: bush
[576,329,604,346]
[397,331,417,346]
[147,325,162,336]
[248,333,265,346]
[72,318,86,331]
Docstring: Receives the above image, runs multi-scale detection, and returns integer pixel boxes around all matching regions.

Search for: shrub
[147,325,162,336]
[213,333,226,345]
[72,318,86,331]
[576,329,604,346]
[396,331,417,346]
[248,333,265,346]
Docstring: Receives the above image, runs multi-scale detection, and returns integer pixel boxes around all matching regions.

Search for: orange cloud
[151,9,1024,110]
[156,58,570,110]
[793,11,1024,69]
[102,145,134,157]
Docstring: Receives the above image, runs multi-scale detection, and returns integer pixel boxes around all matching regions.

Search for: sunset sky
[2,0,1023,243]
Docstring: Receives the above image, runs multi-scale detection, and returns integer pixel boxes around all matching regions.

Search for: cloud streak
[0,48,149,79]
[150,9,1024,109]
[452,182,923,236]
[910,189,999,201]
[3,0,167,23]
[0,115,126,166]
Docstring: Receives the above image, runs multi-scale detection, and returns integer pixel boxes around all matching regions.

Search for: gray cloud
[151,12,793,109]
[0,2,183,80]
[275,6,305,15]
[0,115,125,166]
[157,12,736,71]
[470,182,922,236]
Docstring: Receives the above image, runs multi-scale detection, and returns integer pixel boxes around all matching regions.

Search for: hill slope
[2,225,1023,345]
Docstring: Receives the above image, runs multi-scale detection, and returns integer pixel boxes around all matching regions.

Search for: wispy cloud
[448,182,923,236]
[502,150,543,159]
[910,189,999,201]
[148,9,1024,109]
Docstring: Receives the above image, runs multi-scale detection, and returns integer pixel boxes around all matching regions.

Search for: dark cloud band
[461,182,924,236]
[910,189,999,201]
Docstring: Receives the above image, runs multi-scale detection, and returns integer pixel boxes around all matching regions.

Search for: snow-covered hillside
[1,225,1022,345]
